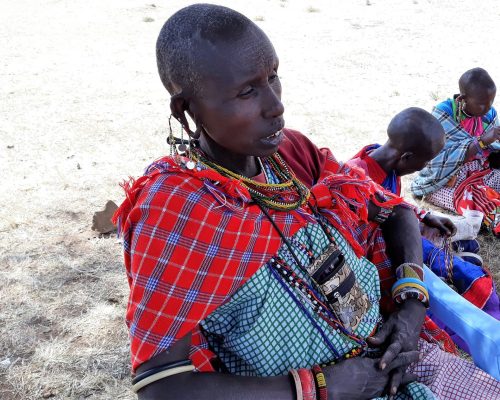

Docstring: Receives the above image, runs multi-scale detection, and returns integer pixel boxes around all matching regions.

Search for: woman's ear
[170,93,192,134]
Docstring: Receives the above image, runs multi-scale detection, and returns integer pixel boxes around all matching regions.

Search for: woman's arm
[137,334,419,400]
[366,205,426,396]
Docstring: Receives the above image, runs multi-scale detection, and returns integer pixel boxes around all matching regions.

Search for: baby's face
[463,88,496,117]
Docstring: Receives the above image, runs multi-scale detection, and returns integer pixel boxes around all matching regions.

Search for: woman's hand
[325,351,419,400]
[366,299,426,397]
[422,213,456,237]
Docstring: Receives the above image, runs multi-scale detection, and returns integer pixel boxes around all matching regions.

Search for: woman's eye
[238,86,254,97]
[269,74,279,83]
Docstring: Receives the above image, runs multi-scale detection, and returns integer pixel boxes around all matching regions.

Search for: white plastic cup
[462,209,484,233]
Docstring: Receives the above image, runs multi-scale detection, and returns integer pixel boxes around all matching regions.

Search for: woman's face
[189,33,285,162]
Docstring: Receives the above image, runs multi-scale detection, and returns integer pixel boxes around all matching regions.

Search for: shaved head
[387,107,444,158]
[156,4,269,96]
[459,67,496,96]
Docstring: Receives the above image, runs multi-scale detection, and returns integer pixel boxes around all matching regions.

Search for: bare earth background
[1,0,500,398]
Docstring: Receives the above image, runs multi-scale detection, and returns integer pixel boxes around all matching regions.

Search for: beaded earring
[167,114,177,157]
[167,114,198,170]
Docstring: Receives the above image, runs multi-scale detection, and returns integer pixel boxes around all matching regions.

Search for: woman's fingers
[386,350,420,371]
[379,341,402,370]
[388,369,419,399]
[367,321,392,347]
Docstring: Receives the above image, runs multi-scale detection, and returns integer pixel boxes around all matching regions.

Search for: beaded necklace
[193,151,310,211]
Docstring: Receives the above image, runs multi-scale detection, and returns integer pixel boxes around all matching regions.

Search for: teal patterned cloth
[201,222,437,399]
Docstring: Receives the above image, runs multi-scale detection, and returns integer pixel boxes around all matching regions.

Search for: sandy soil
[1,0,499,398]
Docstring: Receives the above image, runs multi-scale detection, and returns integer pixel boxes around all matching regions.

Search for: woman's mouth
[260,130,284,147]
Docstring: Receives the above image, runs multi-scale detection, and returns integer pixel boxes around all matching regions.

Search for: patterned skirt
[425,161,500,235]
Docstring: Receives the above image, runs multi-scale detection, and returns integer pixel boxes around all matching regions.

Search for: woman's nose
[262,86,284,119]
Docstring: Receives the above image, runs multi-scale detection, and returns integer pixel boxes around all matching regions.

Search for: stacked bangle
[298,368,317,400]
[131,360,195,393]
[289,366,328,400]
[391,277,429,308]
[289,369,304,400]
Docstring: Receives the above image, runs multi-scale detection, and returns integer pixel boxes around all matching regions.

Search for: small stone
[143,16,154,22]
[41,389,56,398]
[7,145,14,149]
[77,163,81,169]
[92,200,119,234]
[0,358,11,369]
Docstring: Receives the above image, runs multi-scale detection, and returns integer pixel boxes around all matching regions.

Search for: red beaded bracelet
[312,365,328,400]
[297,368,317,400]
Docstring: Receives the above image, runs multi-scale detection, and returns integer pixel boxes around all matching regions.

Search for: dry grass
[1,0,499,398]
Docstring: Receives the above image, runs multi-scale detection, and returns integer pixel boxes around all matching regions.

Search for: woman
[114,5,500,399]
[411,68,500,236]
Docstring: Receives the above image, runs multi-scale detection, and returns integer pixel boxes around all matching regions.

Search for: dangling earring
[167,114,177,156]
[178,123,187,153]
[184,126,196,170]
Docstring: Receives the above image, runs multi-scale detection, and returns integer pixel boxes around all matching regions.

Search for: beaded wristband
[391,277,429,307]
[393,287,428,305]
[391,277,428,295]
[297,368,317,400]
[478,137,488,150]
[472,138,483,155]
[373,205,393,224]
[414,207,430,222]
[311,365,328,400]
[289,369,304,400]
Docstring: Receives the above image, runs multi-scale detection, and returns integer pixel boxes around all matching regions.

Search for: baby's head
[387,107,445,176]
[458,67,496,117]
[156,4,284,158]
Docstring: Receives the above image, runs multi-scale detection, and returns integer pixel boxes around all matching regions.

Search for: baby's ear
[400,151,413,162]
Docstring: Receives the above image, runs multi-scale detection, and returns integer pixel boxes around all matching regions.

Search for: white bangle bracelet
[132,364,195,393]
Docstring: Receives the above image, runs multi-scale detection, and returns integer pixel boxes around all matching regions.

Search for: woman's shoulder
[142,156,253,209]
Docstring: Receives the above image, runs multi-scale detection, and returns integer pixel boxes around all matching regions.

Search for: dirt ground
[1,0,500,398]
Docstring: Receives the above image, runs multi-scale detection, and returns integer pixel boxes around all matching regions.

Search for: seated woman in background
[113,5,500,399]
[411,68,500,236]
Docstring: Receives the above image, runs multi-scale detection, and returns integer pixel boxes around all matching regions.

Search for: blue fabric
[421,238,485,294]
[381,169,399,194]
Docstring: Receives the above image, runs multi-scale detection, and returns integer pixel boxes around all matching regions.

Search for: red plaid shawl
[114,129,402,372]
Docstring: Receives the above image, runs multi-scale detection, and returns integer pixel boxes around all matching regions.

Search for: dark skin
[456,87,500,160]
[141,28,426,400]
[370,127,456,238]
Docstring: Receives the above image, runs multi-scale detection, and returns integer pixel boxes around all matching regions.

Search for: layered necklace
[193,150,310,211]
